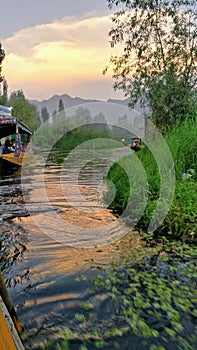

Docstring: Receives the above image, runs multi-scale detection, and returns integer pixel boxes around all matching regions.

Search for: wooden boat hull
[0,152,31,167]
[0,296,24,350]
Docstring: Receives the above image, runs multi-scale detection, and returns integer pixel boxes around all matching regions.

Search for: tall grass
[165,115,197,177]
[105,113,197,239]
[54,126,112,151]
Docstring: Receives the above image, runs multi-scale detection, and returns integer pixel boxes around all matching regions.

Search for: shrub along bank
[104,115,197,241]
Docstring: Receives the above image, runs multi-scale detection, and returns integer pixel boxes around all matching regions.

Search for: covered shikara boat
[130,136,141,151]
[0,105,32,168]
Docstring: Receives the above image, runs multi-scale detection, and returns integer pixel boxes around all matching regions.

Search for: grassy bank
[104,115,197,240]
[33,120,114,151]
[54,126,113,151]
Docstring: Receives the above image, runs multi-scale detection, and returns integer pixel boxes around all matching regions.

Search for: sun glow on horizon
[3,14,124,101]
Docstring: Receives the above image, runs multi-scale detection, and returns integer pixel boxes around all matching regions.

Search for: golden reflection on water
[45,181,116,228]
[21,166,128,247]
[44,169,115,219]
[14,164,154,275]
[2,155,158,350]
[25,293,80,308]
[14,214,152,277]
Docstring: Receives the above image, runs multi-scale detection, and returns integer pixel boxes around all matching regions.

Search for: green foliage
[50,244,197,350]
[40,328,72,350]
[104,160,131,214]
[104,114,197,239]
[165,113,197,175]
[54,127,112,151]
[0,42,5,83]
[104,244,196,348]
[0,43,7,104]
[157,180,197,238]
[104,244,197,349]
[9,90,40,130]
[72,107,92,124]
[82,301,93,311]
[34,105,117,152]
[34,114,114,153]
[110,115,134,142]
[0,78,8,105]
[41,105,50,123]
[92,113,110,133]
[75,313,86,322]
[58,98,65,112]
[105,0,197,129]
[33,113,74,149]
[147,69,195,129]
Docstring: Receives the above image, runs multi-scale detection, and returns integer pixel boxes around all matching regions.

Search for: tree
[0,42,6,104]
[73,107,92,125]
[92,112,109,132]
[58,98,65,112]
[106,0,197,129]
[0,42,5,83]
[0,78,8,106]
[81,112,109,133]
[9,90,39,130]
[41,105,50,123]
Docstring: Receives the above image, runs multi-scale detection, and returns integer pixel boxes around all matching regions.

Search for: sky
[1,0,125,101]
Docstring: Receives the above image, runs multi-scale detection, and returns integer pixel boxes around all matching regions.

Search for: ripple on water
[0,151,132,348]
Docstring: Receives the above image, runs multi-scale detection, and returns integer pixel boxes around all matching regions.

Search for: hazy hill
[30,94,150,123]
[30,93,149,115]
[30,93,105,115]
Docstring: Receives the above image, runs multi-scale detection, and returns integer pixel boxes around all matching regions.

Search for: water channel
[0,149,132,349]
[0,149,197,350]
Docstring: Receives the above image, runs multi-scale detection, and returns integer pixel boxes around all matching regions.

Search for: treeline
[0,87,40,131]
[0,82,71,133]
[33,106,133,150]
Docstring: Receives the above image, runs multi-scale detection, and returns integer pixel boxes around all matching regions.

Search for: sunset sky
[2,0,125,101]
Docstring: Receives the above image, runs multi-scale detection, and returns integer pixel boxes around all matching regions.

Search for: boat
[0,151,30,167]
[0,296,24,350]
[130,136,141,151]
[0,270,24,350]
[0,105,32,168]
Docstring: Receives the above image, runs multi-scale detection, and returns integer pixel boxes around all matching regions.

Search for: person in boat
[4,137,11,148]
[2,137,15,154]
[11,138,16,149]
[131,137,141,151]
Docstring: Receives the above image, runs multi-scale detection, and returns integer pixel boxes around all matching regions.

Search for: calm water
[0,150,127,349]
[1,150,196,350]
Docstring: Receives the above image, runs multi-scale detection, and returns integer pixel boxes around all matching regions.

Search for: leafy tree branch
[106,0,197,129]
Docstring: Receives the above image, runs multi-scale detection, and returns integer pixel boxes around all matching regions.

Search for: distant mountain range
[30,93,148,115]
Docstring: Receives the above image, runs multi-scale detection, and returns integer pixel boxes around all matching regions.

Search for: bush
[104,114,197,239]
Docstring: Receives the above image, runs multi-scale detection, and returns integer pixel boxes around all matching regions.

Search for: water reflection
[0,149,137,349]
[21,149,129,248]
[1,149,196,350]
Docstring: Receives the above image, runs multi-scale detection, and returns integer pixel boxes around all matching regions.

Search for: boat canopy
[0,115,32,139]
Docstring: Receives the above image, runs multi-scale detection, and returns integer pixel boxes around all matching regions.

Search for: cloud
[5,15,110,56]
[3,14,123,100]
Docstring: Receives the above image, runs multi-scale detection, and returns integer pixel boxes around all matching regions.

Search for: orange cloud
[3,15,124,101]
